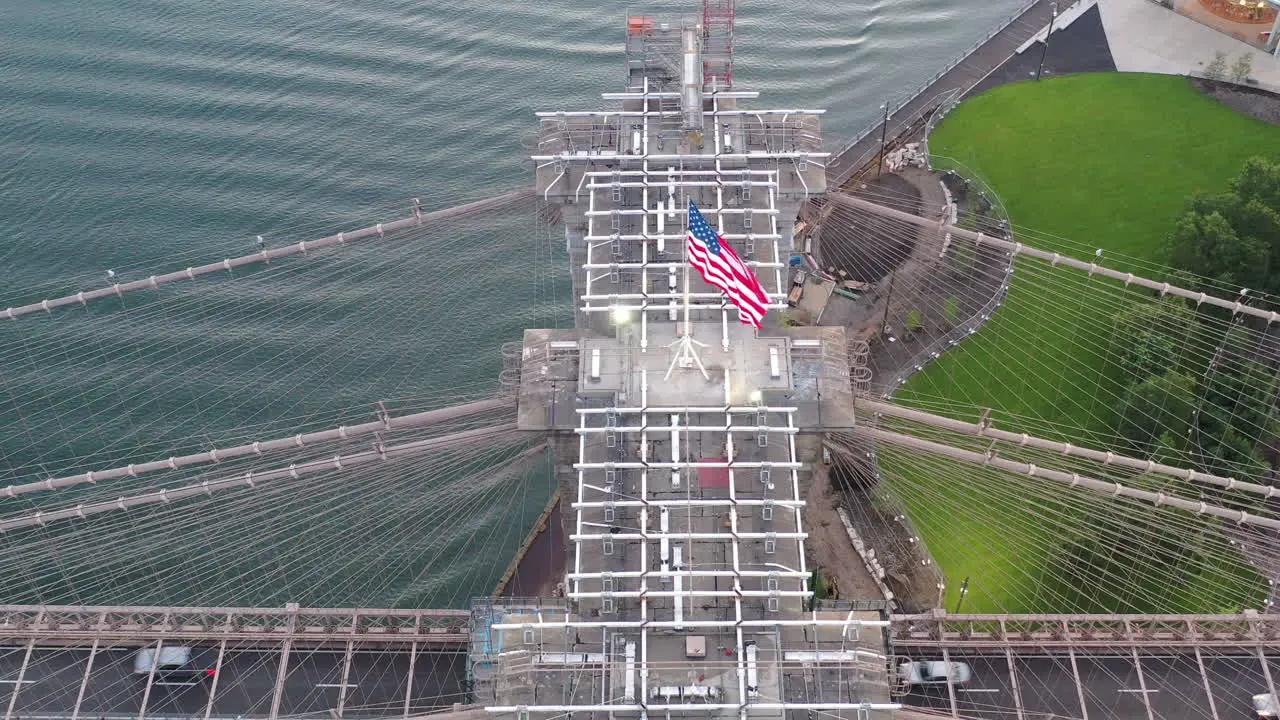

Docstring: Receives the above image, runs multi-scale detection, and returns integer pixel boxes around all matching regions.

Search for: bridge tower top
[473,5,895,720]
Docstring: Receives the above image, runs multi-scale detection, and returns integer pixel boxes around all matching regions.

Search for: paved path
[825,0,1061,188]
[1098,0,1280,91]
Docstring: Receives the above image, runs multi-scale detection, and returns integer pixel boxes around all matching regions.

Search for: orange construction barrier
[627,16,654,34]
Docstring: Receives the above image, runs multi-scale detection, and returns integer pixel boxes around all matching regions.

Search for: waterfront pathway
[826,0,1061,188]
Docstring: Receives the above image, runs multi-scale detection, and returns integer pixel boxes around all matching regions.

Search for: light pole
[1036,2,1059,81]
[954,576,970,613]
[880,269,897,336]
[876,101,890,177]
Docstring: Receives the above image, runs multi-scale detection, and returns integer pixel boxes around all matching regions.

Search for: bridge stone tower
[474,9,897,720]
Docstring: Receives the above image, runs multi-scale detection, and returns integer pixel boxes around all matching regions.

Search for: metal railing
[880,161,1016,399]
[891,611,1280,648]
[0,605,471,645]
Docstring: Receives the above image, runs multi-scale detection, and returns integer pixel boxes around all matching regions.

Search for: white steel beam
[203,639,228,720]
[585,232,780,241]
[576,424,797,434]
[268,637,292,720]
[538,109,824,117]
[566,570,809,579]
[534,152,827,162]
[567,590,811,599]
[582,292,787,302]
[601,91,759,99]
[492,619,888,630]
[583,169,777,178]
[574,461,802,469]
[402,641,418,720]
[485,703,901,713]
[571,531,806,541]
[70,637,100,720]
[581,261,787,270]
[586,181,778,189]
[581,303,787,313]
[138,637,164,720]
[837,193,1280,326]
[3,639,35,720]
[584,208,778,217]
[336,639,356,718]
[573,500,804,509]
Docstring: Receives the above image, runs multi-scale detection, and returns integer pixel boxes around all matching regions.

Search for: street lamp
[954,576,970,613]
[1036,3,1059,81]
[876,101,891,177]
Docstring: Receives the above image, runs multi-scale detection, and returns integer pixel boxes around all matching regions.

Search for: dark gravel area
[969,4,1117,96]
[1191,77,1280,124]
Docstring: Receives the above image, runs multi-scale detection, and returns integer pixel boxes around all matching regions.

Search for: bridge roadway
[0,605,470,719]
[4,609,1280,718]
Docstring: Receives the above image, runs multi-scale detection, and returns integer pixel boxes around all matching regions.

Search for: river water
[0,0,1033,607]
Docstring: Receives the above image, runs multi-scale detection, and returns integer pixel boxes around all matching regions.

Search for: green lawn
[887,73,1278,614]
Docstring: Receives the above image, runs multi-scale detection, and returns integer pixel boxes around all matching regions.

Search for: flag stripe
[685,200,771,329]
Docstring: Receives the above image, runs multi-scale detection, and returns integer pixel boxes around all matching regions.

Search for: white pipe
[577,425,798,434]
[573,500,805,509]
[585,232,781,241]
[581,261,786,270]
[572,532,806,541]
[585,207,777,217]
[474,618,890,630]
[483,704,900,713]
[582,292,787,301]
[586,181,779,189]
[566,570,809,579]
[2,190,535,322]
[577,405,800,415]
[584,169,779,177]
[0,397,512,498]
[862,426,1280,532]
[859,397,1271,498]
[537,109,826,118]
[836,193,1280,326]
[601,91,760,99]
[533,152,830,162]
[580,304,789,313]
[574,462,802,470]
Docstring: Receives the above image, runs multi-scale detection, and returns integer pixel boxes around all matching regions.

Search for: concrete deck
[1099,0,1280,89]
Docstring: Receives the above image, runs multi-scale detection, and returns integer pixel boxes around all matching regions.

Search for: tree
[1170,157,1280,296]
[1111,297,1196,380]
[1116,370,1198,453]
[1205,51,1228,81]
[1230,53,1254,84]
[1230,155,1280,210]
[1167,210,1269,294]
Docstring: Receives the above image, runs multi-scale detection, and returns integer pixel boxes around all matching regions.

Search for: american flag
[685,200,770,329]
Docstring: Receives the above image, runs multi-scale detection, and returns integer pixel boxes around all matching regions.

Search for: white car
[1254,693,1277,717]
[899,660,972,686]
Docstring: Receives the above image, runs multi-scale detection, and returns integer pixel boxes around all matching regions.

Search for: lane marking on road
[316,683,358,689]
[1118,689,1158,693]
[0,679,38,684]
[958,688,999,693]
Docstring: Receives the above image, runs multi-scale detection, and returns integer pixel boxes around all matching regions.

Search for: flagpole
[665,198,709,382]
[682,199,692,341]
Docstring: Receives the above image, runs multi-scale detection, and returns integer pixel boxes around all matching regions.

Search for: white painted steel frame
[527,69,867,720]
